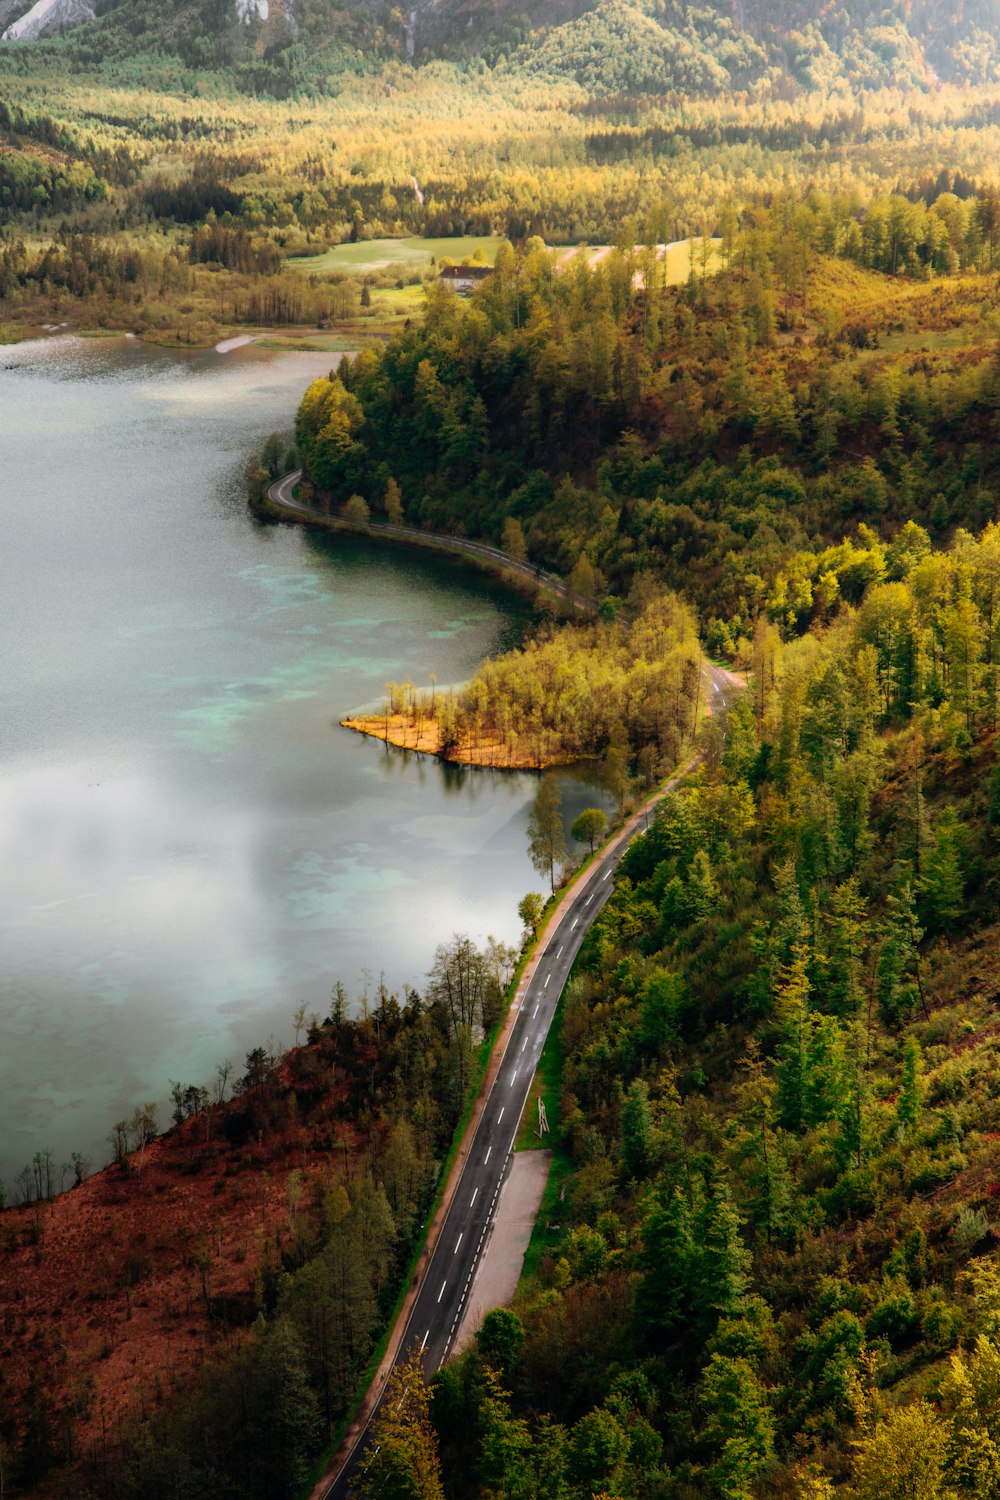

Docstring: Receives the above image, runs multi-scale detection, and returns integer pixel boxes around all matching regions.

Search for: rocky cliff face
[2,0,93,39]
[0,0,278,44]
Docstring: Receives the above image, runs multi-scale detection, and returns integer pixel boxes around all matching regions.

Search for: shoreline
[0,320,386,354]
[263,468,597,621]
[340,712,581,770]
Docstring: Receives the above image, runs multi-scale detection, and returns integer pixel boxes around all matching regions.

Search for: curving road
[267,471,595,615]
[313,660,743,1499]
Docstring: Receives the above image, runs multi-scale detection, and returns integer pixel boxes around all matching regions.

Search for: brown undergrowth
[0,1076,343,1466]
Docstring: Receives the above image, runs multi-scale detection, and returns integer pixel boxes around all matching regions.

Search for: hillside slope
[3,0,999,92]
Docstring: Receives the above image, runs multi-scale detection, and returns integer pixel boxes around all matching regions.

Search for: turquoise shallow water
[0,336,606,1189]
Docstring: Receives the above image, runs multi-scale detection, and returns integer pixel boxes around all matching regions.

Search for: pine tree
[699,1353,775,1500]
[501,515,527,562]
[691,1182,751,1338]
[384,475,404,525]
[803,1013,847,1129]
[636,1182,693,1339]
[688,849,719,919]
[774,948,811,1133]
[876,881,926,1025]
[722,693,758,782]
[988,754,1000,833]
[730,1044,791,1244]
[834,1030,870,1174]
[245,1318,322,1499]
[527,777,567,891]
[621,1080,654,1180]
[826,877,867,1015]
[919,808,966,932]
[640,968,687,1054]
[359,1348,445,1500]
[896,1037,925,1138]
[477,1368,534,1500]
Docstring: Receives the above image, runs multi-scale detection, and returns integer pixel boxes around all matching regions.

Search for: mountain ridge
[3,0,999,95]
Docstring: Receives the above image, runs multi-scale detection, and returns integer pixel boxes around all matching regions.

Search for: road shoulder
[453,1151,552,1355]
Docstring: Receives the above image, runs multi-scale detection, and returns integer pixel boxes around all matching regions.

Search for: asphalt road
[267,471,594,614]
[269,464,743,1497]
[321,662,741,1499]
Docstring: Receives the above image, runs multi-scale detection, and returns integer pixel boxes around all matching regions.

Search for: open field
[291,236,723,287]
[288,235,505,275]
[251,331,363,351]
[550,238,722,284]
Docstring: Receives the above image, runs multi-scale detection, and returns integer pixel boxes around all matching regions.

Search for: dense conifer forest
[292,217,1000,1500]
[5,0,1000,341]
[9,0,1000,1495]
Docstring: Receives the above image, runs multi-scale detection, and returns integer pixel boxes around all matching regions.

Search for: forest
[341,592,702,771]
[0,936,518,1498]
[295,190,1000,641]
[279,202,1000,1499]
[6,0,1000,344]
[382,570,1000,1500]
[8,0,1000,1489]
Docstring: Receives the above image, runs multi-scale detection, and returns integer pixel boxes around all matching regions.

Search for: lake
[0,336,605,1191]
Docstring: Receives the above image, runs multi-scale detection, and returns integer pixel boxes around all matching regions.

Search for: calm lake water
[0,336,605,1190]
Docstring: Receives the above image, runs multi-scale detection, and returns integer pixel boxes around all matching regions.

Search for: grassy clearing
[367,283,427,317]
[253,331,362,352]
[288,236,718,287]
[662,236,723,285]
[287,235,504,275]
[549,238,722,286]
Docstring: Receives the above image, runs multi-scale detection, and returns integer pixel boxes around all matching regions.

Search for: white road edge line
[334,774,670,1448]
